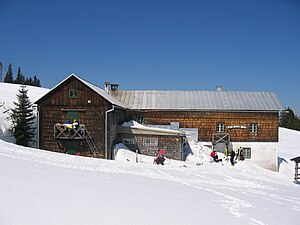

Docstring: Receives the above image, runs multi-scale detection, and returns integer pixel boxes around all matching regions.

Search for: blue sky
[1,0,299,114]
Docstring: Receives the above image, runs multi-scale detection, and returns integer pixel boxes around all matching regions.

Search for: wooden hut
[290,156,300,183]
[35,74,284,169]
[35,74,127,159]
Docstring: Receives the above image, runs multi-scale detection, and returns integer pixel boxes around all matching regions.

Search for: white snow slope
[0,82,300,225]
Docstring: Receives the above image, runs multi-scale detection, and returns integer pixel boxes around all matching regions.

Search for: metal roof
[35,74,284,111]
[113,90,284,111]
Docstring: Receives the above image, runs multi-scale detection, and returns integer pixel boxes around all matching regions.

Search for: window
[216,122,224,133]
[133,115,144,124]
[122,138,136,145]
[250,123,258,134]
[242,147,251,159]
[69,89,78,98]
[143,138,158,146]
[67,111,79,122]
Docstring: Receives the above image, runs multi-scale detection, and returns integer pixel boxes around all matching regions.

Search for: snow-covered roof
[113,90,284,111]
[118,120,185,136]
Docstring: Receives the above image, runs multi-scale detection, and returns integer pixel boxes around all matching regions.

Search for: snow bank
[1,82,300,225]
[0,83,49,143]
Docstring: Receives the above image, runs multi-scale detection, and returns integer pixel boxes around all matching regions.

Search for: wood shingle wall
[129,111,279,142]
[37,77,114,157]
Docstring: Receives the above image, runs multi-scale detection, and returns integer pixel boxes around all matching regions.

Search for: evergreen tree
[32,75,41,87]
[6,85,36,146]
[280,107,300,131]
[4,63,14,83]
[15,67,25,84]
[25,77,33,85]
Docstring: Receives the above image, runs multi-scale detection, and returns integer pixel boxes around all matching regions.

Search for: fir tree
[25,77,33,85]
[4,63,14,83]
[280,107,300,131]
[15,67,25,84]
[6,85,36,146]
[32,75,41,87]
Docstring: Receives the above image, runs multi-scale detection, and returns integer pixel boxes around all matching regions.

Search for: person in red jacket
[210,149,222,163]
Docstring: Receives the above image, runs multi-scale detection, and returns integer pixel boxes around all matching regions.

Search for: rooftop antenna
[0,62,2,82]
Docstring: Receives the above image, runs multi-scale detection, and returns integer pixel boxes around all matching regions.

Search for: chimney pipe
[104,82,110,93]
[216,86,222,92]
[110,83,119,91]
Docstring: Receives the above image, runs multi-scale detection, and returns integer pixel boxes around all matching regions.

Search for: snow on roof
[121,120,185,135]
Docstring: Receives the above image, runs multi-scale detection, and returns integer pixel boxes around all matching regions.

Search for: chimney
[110,83,119,91]
[104,82,110,92]
[216,86,222,92]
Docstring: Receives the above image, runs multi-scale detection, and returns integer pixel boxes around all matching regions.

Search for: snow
[122,119,184,134]
[0,82,300,225]
[0,83,48,142]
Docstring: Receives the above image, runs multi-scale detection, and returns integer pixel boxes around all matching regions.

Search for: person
[235,146,243,160]
[239,149,245,161]
[154,148,166,165]
[230,149,236,166]
[210,150,222,163]
[155,155,166,165]
[224,146,229,157]
[72,119,79,130]
[63,119,72,129]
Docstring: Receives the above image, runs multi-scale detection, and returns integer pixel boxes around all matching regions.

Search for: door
[66,141,79,155]
[67,111,79,123]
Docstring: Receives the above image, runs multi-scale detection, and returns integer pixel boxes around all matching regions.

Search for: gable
[35,74,127,108]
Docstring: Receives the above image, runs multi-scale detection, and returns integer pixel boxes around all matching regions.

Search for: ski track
[1,145,300,225]
[156,168,253,220]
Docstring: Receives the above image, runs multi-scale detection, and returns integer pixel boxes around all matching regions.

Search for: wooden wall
[128,111,279,142]
[37,77,113,158]
[117,133,183,160]
[37,76,280,160]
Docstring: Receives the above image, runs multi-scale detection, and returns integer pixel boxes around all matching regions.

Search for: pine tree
[15,67,25,84]
[280,107,300,131]
[4,63,14,83]
[32,75,41,87]
[25,77,33,85]
[6,85,36,146]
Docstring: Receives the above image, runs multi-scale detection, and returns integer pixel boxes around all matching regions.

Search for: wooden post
[295,162,299,183]
[136,150,138,163]
[290,156,300,184]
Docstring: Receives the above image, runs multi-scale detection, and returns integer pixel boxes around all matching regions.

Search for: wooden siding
[128,111,279,142]
[38,77,113,158]
[36,75,281,160]
[117,133,183,160]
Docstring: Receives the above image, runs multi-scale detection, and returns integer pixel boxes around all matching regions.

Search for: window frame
[69,89,79,99]
[216,122,225,133]
[250,122,258,134]
[143,138,158,147]
[242,147,251,159]
[133,115,144,124]
[122,138,136,145]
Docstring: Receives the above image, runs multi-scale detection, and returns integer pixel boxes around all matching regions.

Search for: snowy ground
[0,82,300,225]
